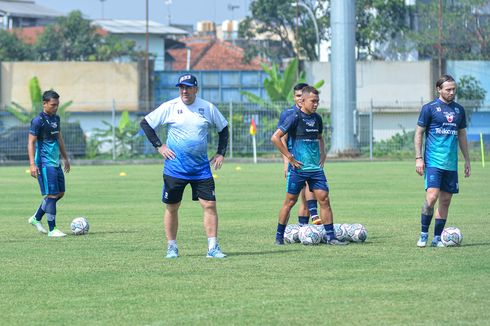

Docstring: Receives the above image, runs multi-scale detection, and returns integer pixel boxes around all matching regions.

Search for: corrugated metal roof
[92,19,188,35]
[0,0,62,18]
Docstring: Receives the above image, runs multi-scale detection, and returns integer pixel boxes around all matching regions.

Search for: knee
[284,197,298,209]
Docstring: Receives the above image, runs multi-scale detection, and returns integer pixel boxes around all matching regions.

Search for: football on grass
[71,217,90,235]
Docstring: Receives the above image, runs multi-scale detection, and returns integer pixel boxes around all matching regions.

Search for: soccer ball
[441,227,463,247]
[313,224,327,243]
[284,224,301,244]
[70,217,90,235]
[334,223,349,241]
[347,223,368,242]
[298,225,321,245]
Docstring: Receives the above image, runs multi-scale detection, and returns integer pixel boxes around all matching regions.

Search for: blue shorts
[37,165,65,196]
[425,167,459,193]
[286,169,329,195]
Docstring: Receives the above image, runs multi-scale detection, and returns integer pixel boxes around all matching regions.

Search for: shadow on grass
[185,248,303,257]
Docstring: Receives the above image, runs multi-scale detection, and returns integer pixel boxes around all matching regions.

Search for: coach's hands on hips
[157,144,176,160]
[210,154,224,170]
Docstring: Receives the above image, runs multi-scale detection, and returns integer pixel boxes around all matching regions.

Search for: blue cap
[176,74,198,87]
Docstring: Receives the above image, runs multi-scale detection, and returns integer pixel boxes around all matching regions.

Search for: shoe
[417,232,429,247]
[166,245,179,259]
[206,245,226,258]
[28,216,47,234]
[326,238,349,245]
[274,238,285,245]
[431,236,445,248]
[311,215,322,225]
[47,228,66,237]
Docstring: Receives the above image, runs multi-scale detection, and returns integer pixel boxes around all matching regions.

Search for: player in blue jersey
[27,90,71,237]
[414,74,471,247]
[140,74,229,259]
[271,86,347,245]
[278,83,320,226]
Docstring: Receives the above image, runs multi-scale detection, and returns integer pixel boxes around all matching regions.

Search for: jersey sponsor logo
[305,128,319,132]
[435,127,457,135]
[50,131,59,135]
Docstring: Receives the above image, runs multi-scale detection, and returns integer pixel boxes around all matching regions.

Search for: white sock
[168,240,177,247]
[207,237,217,250]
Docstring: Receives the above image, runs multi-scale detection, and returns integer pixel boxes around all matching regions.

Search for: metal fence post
[112,99,116,161]
[370,99,373,161]
[229,101,233,159]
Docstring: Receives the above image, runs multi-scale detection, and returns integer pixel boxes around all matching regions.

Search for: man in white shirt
[140,74,229,259]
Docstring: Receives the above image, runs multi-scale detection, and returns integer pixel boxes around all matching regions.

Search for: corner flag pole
[481,132,485,168]
[250,118,257,164]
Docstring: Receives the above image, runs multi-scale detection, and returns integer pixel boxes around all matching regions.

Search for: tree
[6,77,72,123]
[0,30,34,61]
[409,0,490,60]
[457,75,487,111]
[33,10,136,61]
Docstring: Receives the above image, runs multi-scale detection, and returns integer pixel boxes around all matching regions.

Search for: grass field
[1,161,489,325]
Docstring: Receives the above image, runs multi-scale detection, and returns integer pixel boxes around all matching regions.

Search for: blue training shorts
[286,169,329,195]
[425,166,459,193]
[37,165,65,196]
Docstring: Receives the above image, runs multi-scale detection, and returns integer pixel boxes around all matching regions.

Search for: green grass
[1,161,489,325]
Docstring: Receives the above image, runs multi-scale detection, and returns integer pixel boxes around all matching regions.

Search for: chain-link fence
[1,101,489,162]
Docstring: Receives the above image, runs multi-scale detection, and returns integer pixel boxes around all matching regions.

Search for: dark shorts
[286,169,329,195]
[37,165,65,196]
[162,175,216,204]
[425,167,459,193]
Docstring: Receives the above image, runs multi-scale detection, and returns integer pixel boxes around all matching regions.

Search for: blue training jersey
[144,96,228,180]
[278,108,323,172]
[278,105,299,151]
[29,112,61,167]
[417,98,467,171]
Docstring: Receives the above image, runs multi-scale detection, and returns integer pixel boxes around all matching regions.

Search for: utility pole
[438,0,443,76]
[145,0,150,111]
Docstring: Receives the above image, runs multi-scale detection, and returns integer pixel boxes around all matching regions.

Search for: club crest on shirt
[436,107,441,112]
[304,119,315,127]
[455,107,460,114]
[50,121,58,129]
[198,108,205,117]
[444,112,454,123]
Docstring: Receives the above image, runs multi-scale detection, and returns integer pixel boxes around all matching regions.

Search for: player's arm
[280,133,289,177]
[414,125,425,176]
[27,134,39,178]
[140,118,175,160]
[210,125,229,170]
[271,129,301,169]
[318,135,326,167]
[458,128,471,178]
[58,131,70,173]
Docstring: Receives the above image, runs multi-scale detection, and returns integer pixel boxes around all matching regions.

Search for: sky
[35,0,251,26]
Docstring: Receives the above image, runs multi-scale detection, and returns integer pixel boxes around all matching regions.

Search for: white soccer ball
[313,224,327,243]
[298,225,321,245]
[441,227,463,247]
[70,217,90,235]
[284,224,301,244]
[347,223,368,242]
[334,223,349,241]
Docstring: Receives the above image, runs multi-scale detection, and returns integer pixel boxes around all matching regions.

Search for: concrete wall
[0,61,140,112]
[304,60,438,109]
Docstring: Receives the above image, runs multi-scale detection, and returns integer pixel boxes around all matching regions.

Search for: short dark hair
[302,86,319,96]
[293,83,309,91]
[42,90,60,102]
[436,74,455,89]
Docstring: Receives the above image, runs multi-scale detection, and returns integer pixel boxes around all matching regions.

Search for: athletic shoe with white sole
[206,245,226,258]
[47,228,66,237]
[28,216,47,234]
[165,245,179,259]
[417,232,429,247]
[431,236,445,248]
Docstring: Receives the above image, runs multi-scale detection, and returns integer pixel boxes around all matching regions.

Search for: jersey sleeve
[144,102,172,129]
[29,117,42,136]
[278,110,288,128]
[317,114,324,135]
[210,104,228,132]
[279,111,298,134]
[417,104,431,127]
[459,106,467,129]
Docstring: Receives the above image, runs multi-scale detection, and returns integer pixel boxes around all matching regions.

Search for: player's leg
[41,166,66,237]
[162,175,186,258]
[417,167,441,247]
[304,182,319,224]
[276,170,304,245]
[28,196,48,234]
[192,177,226,258]
[431,170,457,247]
[297,187,309,225]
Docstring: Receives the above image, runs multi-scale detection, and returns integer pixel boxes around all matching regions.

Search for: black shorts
[162,175,216,204]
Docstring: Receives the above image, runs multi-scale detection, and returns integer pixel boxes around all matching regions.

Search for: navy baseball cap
[176,74,198,87]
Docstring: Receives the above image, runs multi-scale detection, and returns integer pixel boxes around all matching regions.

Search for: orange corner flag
[249,118,257,136]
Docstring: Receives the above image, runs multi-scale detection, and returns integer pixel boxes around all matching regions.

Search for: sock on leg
[207,237,217,251]
[276,223,286,240]
[421,214,433,233]
[434,218,447,237]
[298,216,309,225]
[34,198,48,221]
[307,200,318,217]
[323,223,335,241]
[44,197,57,231]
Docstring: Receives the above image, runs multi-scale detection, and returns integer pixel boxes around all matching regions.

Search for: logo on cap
[176,74,198,87]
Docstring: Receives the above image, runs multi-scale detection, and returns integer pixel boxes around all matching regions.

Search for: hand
[464,161,471,178]
[210,154,224,170]
[415,158,424,176]
[287,154,302,170]
[63,158,71,173]
[29,163,39,178]
[158,144,176,160]
[319,152,326,168]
